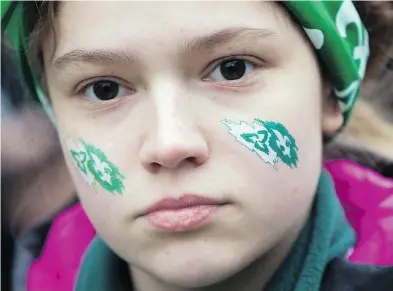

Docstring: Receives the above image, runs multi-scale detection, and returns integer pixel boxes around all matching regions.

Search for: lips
[144,194,224,214]
[143,194,226,232]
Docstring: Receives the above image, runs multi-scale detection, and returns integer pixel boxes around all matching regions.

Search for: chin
[152,262,238,288]
[140,245,256,288]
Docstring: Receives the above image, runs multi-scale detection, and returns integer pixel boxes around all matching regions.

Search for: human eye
[205,57,262,84]
[78,78,134,101]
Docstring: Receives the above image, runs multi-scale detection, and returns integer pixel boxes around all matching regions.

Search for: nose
[140,120,209,172]
[139,99,209,173]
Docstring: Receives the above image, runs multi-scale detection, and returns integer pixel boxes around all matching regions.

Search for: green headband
[2,0,369,129]
[282,0,369,125]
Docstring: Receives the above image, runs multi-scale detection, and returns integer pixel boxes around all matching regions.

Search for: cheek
[64,138,126,193]
[219,117,321,220]
[220,132,320,252]
[63,148,129,239]
[60,136,132,227]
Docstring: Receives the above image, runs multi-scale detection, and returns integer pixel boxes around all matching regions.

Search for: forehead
[50,1,295,59]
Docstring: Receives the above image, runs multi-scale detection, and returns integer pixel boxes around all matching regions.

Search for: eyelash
[75,77,133,95]
[203,55,265,78]
[73,55,264,97]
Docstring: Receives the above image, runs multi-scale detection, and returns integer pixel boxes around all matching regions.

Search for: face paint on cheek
[65,138,126,195]
[221,118,299,170]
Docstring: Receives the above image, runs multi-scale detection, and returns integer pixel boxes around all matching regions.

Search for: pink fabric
[27,204,96,291]
[27,160,393,291]
[325,159,393,266]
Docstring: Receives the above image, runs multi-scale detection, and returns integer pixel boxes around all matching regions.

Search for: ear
[321,88,344,135]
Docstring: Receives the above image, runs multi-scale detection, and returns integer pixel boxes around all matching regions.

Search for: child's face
[43,1,338,287]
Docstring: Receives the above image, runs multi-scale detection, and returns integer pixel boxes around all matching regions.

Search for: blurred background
[1,37,77,291]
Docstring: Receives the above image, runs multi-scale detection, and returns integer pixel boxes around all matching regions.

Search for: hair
[24,1,393,165]
[325,69,393,171]
[325,34,393,171]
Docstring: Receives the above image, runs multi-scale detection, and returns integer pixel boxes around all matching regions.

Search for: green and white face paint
[222,118,299,170]
[66,138,125,195]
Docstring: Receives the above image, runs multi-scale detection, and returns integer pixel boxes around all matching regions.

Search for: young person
[2,1,393,290]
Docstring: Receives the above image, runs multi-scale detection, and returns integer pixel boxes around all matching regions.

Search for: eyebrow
[52,27,277,70]
[180,27,277,55]
[52,49,138,70]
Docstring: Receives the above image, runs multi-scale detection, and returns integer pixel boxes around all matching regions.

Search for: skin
[42,2,343,291]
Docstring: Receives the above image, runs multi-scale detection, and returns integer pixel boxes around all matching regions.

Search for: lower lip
[146,205,219,232]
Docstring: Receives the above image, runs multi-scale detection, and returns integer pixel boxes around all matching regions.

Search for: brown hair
[27,1,59,73]
[325,27,393,168]
[325,68,393,169]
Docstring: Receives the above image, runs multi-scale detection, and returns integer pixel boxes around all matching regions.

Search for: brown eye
[209,59,255,82]
[85,80,132,101]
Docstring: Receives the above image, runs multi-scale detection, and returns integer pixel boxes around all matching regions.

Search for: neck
[130,219,305,291]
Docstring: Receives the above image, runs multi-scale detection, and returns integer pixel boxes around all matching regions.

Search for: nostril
[146,162,161,173]
[151,162,160,169]
[147,157,199,173]
[186,157,197,163]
